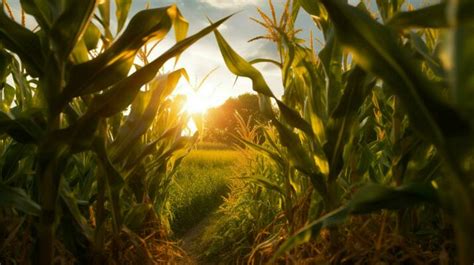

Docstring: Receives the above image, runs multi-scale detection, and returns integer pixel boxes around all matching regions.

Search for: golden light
[181,89,211,136]
[180,80,225,114]
[180,84,225,135]
[183,92,211,114]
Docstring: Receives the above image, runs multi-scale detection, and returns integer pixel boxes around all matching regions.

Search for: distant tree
[203,93,265,144]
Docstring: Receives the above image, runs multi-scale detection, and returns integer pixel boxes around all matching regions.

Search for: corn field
[1,0,474,264]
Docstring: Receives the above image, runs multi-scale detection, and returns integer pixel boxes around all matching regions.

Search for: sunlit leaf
[214,29,275,98]
[111,69,187,161]
[317,0,470,154]
[388,2,474,29]
[239,176,286,196]
[115,0,132,34]
[65,6,176,98]
[84,16,230,118]
[50,0,97,60]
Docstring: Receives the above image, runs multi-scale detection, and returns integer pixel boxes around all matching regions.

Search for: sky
[128,0,428,112]
[138,0,308,111]
[5,0,429,112]
[5,0,301,111]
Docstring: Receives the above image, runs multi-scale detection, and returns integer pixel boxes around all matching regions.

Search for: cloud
[198,0,260,9]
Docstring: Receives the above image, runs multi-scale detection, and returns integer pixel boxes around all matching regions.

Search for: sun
[181,82,223,114]
[183,92,211,114]
[181,89,213,136]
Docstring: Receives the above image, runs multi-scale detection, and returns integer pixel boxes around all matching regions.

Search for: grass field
[168,148,242,236]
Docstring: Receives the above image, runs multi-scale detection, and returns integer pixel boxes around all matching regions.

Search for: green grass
[168,148,242,235]
[197,180,281,264]
[196,142,232,150]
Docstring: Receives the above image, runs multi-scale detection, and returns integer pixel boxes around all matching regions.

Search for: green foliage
[204,93,266,144]
[168,149,239,235]
[0,1,229,263]
[0,183,41,216]
[214,0,474,264]
[197,154,282,264]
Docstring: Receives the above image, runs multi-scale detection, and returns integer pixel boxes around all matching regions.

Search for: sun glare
[177,80,223,135]
[182,90,213,136]
[180,81,224,114]
[183,93,211,114]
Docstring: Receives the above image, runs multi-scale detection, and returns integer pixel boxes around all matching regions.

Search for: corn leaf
[123,203,152,231]
[448,1,474,114]
[237,136,285,167]
[94,137,124,234]
[325,66,374,182]
[83,22,101,51]
[272,120,316,177]
[249,58,282,68]
[318,26,343,114]
[94,137,124,192]
[64,6,175,98]
[84,16,230,118]
[172,6,188,42]
[0,111,43,144]
[111,69,186,162]
[318,0,470,153]
[1,143,32,181]
[349,183,439,214]
[0,49,11,89]
[409,32,444,77]
[0,183,41,216]
[70,22,102,64]
[388,2,474,29]
[239,176,286,196]
[276,99,313,136]
[60,181,93,240]
[273,206,348,261]
[298,0,324,17]
[19,0,52,29]
[374,0,402,22]
[214,29,275,98]
[125,125,184,170]
[274,182,439,260]
[0,9,43,77]
[214,28,315,136]
[50,0,97,60]
[115,0,132,34]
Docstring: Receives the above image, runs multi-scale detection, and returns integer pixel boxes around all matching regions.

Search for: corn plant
[214,0,473,264]
[216,0,374,245]
[0,1,228,263]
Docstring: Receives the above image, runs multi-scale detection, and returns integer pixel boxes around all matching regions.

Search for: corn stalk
[214,0,474,264]
[0,1,229,263]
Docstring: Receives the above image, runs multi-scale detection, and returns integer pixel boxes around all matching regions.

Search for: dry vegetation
[1,0,473,264]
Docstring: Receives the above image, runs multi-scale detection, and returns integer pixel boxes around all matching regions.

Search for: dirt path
[177,207,224,264]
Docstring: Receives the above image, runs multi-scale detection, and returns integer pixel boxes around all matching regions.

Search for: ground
[168,147,241,264]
